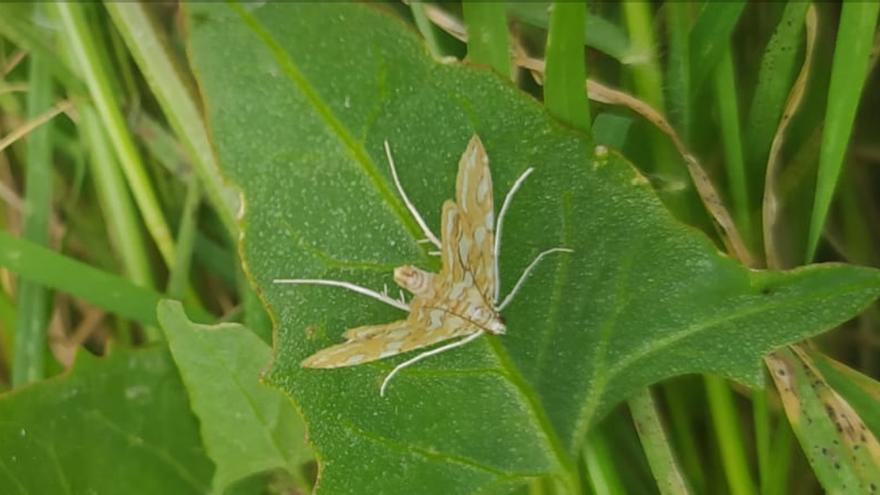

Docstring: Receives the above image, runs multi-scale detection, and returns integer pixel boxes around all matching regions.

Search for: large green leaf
[186,3,880,492]
[0,347,213,493]
[157,300,312,493]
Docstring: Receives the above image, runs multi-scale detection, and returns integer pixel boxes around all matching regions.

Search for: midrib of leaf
[229,2,423,244]
[571,242,640,448]
[230,3,581,487]
[487,339,581,491]
[532,191,574,378]
[572,275,880,445]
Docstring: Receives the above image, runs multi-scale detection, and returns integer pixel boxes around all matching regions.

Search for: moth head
[487,314,507,335]
[393,265,434,297]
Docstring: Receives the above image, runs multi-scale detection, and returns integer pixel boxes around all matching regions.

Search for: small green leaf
[187,4,880,492]
[157,300,311,493]
[0,347,213,493]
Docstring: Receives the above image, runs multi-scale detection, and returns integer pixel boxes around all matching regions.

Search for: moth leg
[496,247,574,311]
[273,278,410,311]
[384,140,442,249]
[493,167,534,301]
[380,330,484,397]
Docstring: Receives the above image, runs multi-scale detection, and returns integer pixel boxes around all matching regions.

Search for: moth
[274,135,571,395]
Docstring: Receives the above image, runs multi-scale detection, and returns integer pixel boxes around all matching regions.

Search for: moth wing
[454,135,496,299]
[302,307,479,369]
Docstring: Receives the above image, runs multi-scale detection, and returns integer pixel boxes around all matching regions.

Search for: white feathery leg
[380,330,485,396]
[497,247,573,311]
[493,167,534,302]
[384,140,442,250]
[272,278,410,312]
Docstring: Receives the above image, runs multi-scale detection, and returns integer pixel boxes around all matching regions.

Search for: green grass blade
[705,375,756,495]
[56,3,177,267]
[745,2,810,198]
[167,180,200,300]
[713,47,751,249]
[0,231,211,328]
[506,3,632,63]
[105,2,240,239]
[805,1,880,262]
[543,1,590,133]
[583,430,626,495]
[628,389,693,495]
[689,1,745,94]
[623,2,664,110]
[462,2,511,77]
[665,2,692,142]
[79,104,154,288]
[12,50,53,386]
[409,2,443,57]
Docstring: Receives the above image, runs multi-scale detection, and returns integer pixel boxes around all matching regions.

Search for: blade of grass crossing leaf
[505,3,632,63]
[105,2,239,238]
[56,2,177,266]
[622,2,664,112]
[12,50,53,386]
[665,2,692,142]
[409,2,443,57]
[745,2,810,198]
[806,2,880,262]
[0,230,212,327]
[80,104,154,288]
[689,2,745,94]
[167,180,200,299]
[543,1,590,133]
[583,430,626,495]
[762,5,818,270]
[461,2,511,78]
[704,375,756,495]
[621,1,689,218]
[628,389,693,495]
[713,47,752,249]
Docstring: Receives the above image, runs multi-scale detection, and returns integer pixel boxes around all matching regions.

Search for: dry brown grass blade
[0,99,73,154]
[1,49,27,77]
[421,6,757,265]
[763,5,818,270]
[515,51,755,266]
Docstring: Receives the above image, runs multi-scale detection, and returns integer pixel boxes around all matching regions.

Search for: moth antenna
[383,283,389,296]
[384,140,442,249]
[416,238,432,244]
[494,167,534,302]
[398,290,407,304]
[496,247,573,311]
[380,330,484,397]
[428,250,441,256]
[273,278,410,312]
